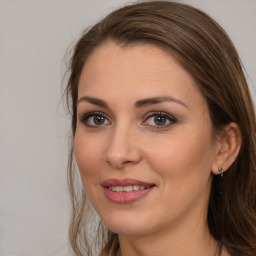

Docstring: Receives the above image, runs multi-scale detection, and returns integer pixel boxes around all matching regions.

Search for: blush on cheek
[75,134,99,164]
[145,134,212,180]
[74,141,104,188]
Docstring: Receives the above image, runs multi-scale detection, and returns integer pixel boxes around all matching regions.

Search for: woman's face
[74,42,220,236]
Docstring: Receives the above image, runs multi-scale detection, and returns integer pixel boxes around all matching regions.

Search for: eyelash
[79,111,110,128]
[142,111,177,129]
[79,111,177,129]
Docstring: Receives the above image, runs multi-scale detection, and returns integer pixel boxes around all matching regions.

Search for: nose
[104,124,142,170]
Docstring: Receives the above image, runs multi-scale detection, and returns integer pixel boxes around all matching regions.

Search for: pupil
[94,115,105,125]
[154,116,166,125]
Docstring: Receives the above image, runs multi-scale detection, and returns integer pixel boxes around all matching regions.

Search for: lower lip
[104,187,154,203]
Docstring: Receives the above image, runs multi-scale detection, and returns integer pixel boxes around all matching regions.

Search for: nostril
[122,160,132,165]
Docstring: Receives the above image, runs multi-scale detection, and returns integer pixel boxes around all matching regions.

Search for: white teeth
[132,185,140,191]
[109,185,149,192]
[115,186,123,192]
[123,185,133,192]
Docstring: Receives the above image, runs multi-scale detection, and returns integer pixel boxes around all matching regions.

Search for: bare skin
[75,42,240,256]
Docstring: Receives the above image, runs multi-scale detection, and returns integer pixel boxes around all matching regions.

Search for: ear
[211,122,241,175]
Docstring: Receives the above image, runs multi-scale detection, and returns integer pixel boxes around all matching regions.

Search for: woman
[65,1,256,255]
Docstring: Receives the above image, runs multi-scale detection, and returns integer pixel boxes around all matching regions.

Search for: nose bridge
[105,119,141,169]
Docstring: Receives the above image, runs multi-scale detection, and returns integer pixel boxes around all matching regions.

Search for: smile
[102,179,155,203]
[109,185,149,192]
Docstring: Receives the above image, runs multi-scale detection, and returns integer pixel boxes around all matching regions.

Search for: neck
[117,225,218,256]
[116,199,218,256]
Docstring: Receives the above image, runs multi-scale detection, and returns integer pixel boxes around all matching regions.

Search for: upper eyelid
[78,110,177,124]
[144,111,176,120]
[78,110,174,117]
[79,112,111,128]
[79,111,109,119]
[142,112,177,131]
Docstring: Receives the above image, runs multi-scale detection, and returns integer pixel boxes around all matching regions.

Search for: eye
[79,112,111,127]
[143,112,177,129]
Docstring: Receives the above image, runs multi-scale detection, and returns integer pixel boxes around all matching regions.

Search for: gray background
[0,0,255,255]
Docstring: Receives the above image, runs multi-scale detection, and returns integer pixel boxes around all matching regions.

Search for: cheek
[143,130,215,180]
[74,131,105,184]
[142,132,215,219]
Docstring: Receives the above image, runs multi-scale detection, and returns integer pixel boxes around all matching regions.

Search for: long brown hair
[65,1,256,255]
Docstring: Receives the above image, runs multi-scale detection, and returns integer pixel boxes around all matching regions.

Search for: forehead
[78,41,204,108]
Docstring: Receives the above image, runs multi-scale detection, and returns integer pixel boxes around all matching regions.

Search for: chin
[107,223,150,236]
[100,211,156,236]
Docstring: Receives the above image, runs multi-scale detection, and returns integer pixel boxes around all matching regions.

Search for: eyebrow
[135,96,188,108]
[77,96,109,108]
[77,96,188,109]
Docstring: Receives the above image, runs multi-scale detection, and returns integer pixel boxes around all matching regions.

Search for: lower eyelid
[78,111,176,129]
[78,112,112,128]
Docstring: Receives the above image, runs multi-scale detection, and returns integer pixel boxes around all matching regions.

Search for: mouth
[102,179,156,203]
[108,185,152,192]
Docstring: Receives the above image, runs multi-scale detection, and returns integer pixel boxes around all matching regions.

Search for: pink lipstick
[102,179,155,203]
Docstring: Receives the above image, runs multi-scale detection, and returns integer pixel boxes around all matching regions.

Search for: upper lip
[102,178,155,188]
